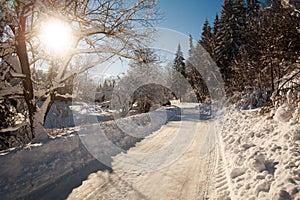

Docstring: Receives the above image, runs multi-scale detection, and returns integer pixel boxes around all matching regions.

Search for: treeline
[173,0,300,105]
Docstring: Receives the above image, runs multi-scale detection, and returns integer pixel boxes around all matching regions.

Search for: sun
[39,20,73,55]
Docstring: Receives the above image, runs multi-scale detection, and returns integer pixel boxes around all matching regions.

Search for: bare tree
[0,0,159,141]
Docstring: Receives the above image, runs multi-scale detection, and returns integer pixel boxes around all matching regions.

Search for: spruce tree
[233,0,247,48]
[214,0,236,87]
[230,0,260,92]
[185,42,211,103]
[188,34,194,57]
[172,44,187,100]
[211,14,220,61]
[247,0,261,17]
[173,44,186,76]
[213,14,220,37]
[200,19,214,56]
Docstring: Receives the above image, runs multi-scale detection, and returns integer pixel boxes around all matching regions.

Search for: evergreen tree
[200,19,214,56]
[172,44,187,100]
[185,43,210,103]
[233,0,247,48]
[188,34,194,57]
[213,13,220,37]
[211,13,220,61]
[198,0,299,104]
[214,0,236,86]
[230,0,261,92]
[173,44,186,75]
[247,0,261,17]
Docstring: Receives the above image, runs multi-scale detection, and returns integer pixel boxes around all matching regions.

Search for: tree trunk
[15,16,53,141]
[15,16,36,139]
[32,96,53,142]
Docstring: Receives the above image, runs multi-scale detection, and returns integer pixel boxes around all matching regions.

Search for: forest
[175,0,300,109]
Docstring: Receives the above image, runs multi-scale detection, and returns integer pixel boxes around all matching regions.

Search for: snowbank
[0,133,95,199]
[219,107,300,199]
[0,107,180,199]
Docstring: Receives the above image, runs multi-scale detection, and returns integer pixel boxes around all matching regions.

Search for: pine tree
[208,0,299,102]
[213,13,220,37]
[229,0,260,92]
[211,14,220,61]
[233,0,247,48]
[172,44,187,100]
[214,0,236,86]
[188,34,194,57]
[200,19,214,56]
[185,42,211,103]
[173,44,186,75]
[247,0,261,17]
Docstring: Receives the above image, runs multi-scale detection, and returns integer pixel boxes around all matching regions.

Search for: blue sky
[99,0,225,77]
[157,0,224,40]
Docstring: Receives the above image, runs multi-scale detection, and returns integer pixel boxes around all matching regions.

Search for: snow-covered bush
[271,64,300,122]
[0,98,31,150]
[233,87,271,110]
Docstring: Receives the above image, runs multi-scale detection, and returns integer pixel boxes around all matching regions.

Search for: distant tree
[171,44,188,100]
[173,45,186,76]
[95,79,115,102]
[112,48,170,116]
[185,43,210,103]
[188,34,194,57]
[210,14,220,62]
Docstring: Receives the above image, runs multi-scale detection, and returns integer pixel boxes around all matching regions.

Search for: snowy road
[67,105,230,200]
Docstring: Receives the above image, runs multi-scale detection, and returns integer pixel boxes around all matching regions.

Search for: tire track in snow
[68,116,229,199]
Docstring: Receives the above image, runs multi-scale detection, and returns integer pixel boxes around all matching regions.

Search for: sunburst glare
[39,19,73,56]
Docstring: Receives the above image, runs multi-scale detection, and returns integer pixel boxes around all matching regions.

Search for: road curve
[67,105,229,200]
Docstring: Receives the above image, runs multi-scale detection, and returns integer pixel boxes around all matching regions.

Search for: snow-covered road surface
[67,105,230,200]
